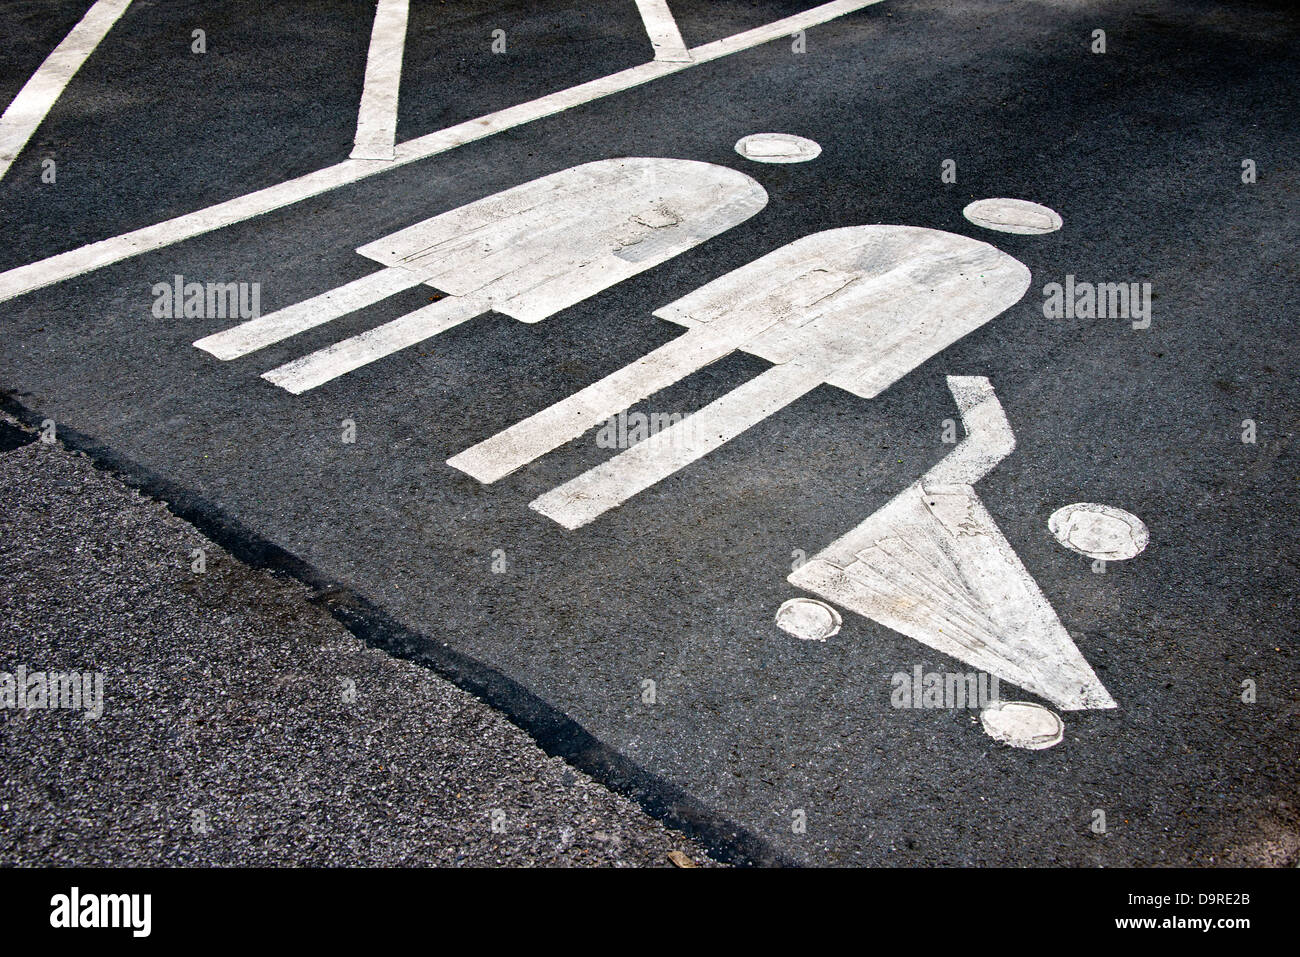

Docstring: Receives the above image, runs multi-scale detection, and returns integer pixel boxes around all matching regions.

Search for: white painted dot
[1048,503,1149,561]
[775,597,841,641]
[963,198,1062,235]
[735,133,822,164]
[979,701,1064,750]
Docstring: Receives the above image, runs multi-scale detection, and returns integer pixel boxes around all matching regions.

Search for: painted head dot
[775,597,841,641]
[980,700,1065,750]
[735,133,822,164]
[1048,503,1149,561]
[963,198,1063,235]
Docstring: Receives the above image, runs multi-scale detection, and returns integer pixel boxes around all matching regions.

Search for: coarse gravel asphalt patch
[0,418,720,866]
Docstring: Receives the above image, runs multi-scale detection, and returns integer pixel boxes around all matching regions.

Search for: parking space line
[0,0,134,183]
[0,0,882,306]
[350,0,410,161]
[634,0,692,62]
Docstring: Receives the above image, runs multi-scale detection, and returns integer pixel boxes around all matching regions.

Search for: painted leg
[448,326,752,484]
[262,294,487,394]
[193,267,423,359]
[531,359,822,529]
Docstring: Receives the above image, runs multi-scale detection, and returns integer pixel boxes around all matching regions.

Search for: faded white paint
[775,597,841,641]
[1048,503,1148,561]
[634,0,692,62]
[517,227,1030,527]
[350,0,410,161]
[0,0,134,183]
[734,133,821,164]
[979,701,1064,750]
[531,359,823,528]
[0,0,883,306]
[243,158,767,391]
[194,268,422,360]
[351,158,766,324]
[788,377,1116,711]
[262,294,488,394]
[962,198,1062,235]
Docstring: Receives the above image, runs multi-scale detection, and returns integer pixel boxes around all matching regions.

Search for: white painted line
[789,376,1117,711]
[925,373,1017,485]
[193,267,422,359]
[634,0,692,62]
[532,359,822,529]
[262,294,487,394]
[0,160,380,306]
[0,0,134,183]
[350,0,410,161]
[0,0,883,305]
[249,157,765,391]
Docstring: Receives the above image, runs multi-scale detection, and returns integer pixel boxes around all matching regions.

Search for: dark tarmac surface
[1,0,1297,865]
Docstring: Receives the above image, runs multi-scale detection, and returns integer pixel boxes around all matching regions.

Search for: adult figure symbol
[193,157,768,394]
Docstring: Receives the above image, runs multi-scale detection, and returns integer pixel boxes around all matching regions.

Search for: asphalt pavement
[1,0,1297,866]
[0,415,718,866]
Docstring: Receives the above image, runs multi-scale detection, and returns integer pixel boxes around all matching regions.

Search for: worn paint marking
[789,377,1116,711]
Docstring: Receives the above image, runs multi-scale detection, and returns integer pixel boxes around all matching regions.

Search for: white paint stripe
[0,160,381,305]
[925,374,1016,486]
[0,0,134,183]
[531,360,821,529]
[634,0,692,62]
[350,0,410,161]
[0,0,882,305]
[261,294,487,394]
[193,267,422,359]
[447,320,767,484]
